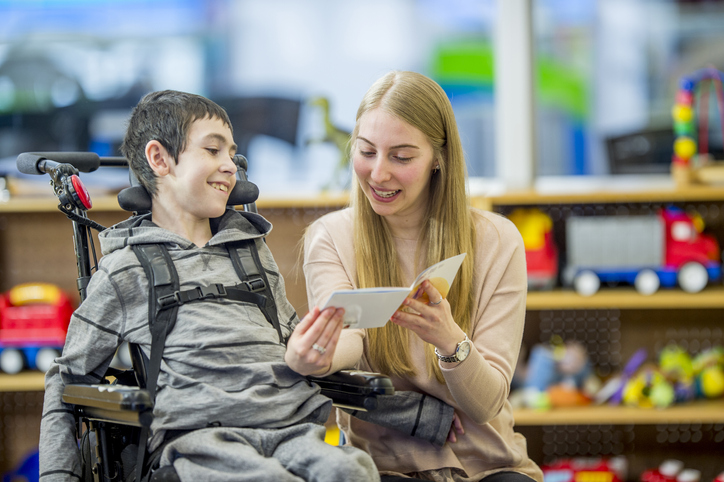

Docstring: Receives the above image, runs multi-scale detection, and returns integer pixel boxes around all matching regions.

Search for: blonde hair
[351,71,475,383]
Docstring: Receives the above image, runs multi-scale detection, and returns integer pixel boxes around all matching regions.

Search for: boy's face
[165,116,237,220]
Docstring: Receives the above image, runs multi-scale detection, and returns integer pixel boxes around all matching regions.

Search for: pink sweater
[303,208,543,482]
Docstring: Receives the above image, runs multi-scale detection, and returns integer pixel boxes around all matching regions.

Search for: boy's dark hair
[121,90,233,197]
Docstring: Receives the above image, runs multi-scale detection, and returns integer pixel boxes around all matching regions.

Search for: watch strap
[435,334,469,363]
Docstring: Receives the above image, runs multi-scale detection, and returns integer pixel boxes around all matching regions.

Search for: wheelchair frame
[19,152,394,482]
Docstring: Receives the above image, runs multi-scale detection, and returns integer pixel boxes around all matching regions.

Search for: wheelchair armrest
[62,384,153,427]
[309,370,394,412]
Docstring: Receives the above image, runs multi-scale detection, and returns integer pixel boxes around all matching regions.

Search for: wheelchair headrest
[117,155,259,213]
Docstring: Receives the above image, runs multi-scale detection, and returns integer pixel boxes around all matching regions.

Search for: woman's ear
[145,140,173,176]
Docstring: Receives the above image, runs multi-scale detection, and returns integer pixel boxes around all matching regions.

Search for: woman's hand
[285,306,345,376]
[447,412,464,443]
[391,280,465,357]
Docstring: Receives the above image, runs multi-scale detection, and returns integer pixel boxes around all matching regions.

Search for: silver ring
[312,343,326,355]
[428,298,443,306]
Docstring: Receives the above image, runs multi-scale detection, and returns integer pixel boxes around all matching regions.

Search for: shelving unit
[486,183,724,478]
[1,183,723,477]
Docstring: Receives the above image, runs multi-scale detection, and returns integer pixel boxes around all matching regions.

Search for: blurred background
[1,0,723,194]
[2,1,724,479]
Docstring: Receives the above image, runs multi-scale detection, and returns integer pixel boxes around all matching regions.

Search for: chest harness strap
[131,239,282,482]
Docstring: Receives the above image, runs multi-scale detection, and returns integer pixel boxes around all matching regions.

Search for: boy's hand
[285,306,344,376]
[447,412,464,443]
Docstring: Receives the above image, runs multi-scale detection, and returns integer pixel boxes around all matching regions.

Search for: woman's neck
[384,211,426,241]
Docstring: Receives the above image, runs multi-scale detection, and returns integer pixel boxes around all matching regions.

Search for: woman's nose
[369,157,389,183]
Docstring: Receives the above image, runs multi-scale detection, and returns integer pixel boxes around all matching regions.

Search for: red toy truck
[0,283,74,374]
[564,208,721,296]
[509,208,559,290]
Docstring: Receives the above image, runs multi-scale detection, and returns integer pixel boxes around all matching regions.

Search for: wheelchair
[17,151,394,482]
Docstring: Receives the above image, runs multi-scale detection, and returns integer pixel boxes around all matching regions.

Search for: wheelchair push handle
[17,152,102,175]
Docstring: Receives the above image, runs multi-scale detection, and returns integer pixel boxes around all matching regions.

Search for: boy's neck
[151,202,214,248]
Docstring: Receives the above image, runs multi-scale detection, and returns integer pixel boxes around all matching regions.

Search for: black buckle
[242,278,266,293]
[157,292,180,309]
[198,284,227,299]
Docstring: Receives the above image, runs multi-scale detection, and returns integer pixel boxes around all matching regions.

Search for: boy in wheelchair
[39,90,379,481]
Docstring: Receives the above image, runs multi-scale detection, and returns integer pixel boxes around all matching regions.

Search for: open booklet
[320,253,467,329]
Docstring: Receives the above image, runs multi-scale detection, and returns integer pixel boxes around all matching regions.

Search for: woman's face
[353,108,437,230]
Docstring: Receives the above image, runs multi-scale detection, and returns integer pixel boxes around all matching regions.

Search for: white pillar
[494,0,535,190]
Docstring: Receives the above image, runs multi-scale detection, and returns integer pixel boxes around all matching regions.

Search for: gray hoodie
[39,209,331,481]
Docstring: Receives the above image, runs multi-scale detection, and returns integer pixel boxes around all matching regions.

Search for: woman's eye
[395,156,412,162]
[206,148,219,155]
[360,150,375,157]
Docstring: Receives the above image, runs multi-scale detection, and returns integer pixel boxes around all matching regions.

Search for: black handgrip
[17,152,100,174]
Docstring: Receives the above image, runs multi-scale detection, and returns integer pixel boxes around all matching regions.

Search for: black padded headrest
[117,155,259,213]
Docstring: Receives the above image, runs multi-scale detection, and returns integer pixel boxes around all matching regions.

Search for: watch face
[457,340,471,361]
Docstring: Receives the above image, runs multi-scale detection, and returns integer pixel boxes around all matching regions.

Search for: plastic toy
[563,207,721,296]
[508,208,559,289]
[1,449,38,482]
[542,456,627,482]
[0,282,74,374]
[641,460,684,482]
[622,366,675,409]
[671,67,724,186]
[521,338,594,409]
[697,365,724,398]
[596,348,648,405]
[658,344,697,403]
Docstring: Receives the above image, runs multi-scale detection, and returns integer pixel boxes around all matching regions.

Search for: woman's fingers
[420,280,443,306]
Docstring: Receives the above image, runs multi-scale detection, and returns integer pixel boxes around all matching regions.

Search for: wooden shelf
[3,183,723,213]
[513,399,724,426]
[487,184,724,206]
[0,193,350,213]
[0,372,46,392]
[526,286,724,310]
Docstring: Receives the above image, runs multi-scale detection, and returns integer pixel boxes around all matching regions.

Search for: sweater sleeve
[441,214,528,424]
[303,214,365,375]
[39,266,125,481]
[342,390,454,447]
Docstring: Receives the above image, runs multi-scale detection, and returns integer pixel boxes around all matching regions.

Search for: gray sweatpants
[160,423,380,482]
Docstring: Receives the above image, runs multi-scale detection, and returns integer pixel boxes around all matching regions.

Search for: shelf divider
[526,286,724,310]
[513,400,724,425]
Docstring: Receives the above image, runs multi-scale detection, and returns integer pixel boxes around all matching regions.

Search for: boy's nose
[222,156,238,175]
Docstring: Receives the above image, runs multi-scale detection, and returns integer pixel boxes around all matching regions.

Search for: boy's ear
[145,140,173,176]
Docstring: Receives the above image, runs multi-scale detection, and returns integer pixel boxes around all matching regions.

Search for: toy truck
[508,208,559,290]
[563,208,721,296]
[0,283,74,374]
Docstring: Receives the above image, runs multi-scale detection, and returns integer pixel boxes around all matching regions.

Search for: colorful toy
[622,366,676,409]
[521,338,594,409]
[0,283,74,374]
[563,207,721,296]
[691,346,724,398]
[640,460,684,482]
[671,67,724,186]
[508,208,559,289]
[658,344,697,403]
[542,456,627,482]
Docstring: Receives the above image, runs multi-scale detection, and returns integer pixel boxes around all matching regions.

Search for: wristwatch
[435,334,471,363]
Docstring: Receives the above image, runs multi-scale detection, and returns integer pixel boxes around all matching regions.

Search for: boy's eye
[206,148,219,155]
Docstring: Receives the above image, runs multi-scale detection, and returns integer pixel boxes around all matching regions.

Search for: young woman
[303,71,542,482]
